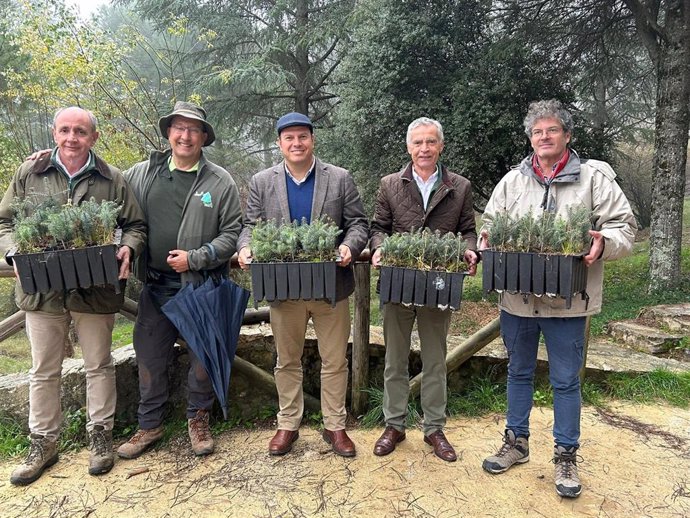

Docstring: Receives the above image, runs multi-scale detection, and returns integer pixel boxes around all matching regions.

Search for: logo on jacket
[195,191,213,208]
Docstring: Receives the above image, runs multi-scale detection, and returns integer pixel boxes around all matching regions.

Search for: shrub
[251,217,342,262]
[380,228,469,272]
[487,206,592,254]
[12,190,121,253]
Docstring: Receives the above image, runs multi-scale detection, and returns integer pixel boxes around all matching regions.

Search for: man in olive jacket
[237,112,368,457]
[369,117,478,463]
[117,102,241,460]
[0,107,147,485]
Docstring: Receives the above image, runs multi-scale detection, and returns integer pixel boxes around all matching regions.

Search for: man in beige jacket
[480,99,636,498]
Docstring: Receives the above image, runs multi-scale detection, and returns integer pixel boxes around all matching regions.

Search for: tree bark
[647,1,690,291]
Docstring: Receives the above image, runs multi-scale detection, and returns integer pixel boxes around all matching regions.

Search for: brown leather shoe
[323,429,356,457]
[268,429,299,456]
[373,426,406,456]
[424,430,457,462]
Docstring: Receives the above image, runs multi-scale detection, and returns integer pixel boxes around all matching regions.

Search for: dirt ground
[0,403,689,518]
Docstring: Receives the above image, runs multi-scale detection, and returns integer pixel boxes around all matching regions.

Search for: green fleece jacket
[123,149,242,285]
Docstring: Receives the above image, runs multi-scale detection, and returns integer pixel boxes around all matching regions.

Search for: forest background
[0,0,687,294]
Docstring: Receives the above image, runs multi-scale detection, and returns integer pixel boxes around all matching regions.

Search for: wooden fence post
[351,260,371,416]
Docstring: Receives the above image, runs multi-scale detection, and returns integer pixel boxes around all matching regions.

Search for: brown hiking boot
[188,409,214,456]
[10,434,59,486]
[88,425,114,475]
[117,426,164,459]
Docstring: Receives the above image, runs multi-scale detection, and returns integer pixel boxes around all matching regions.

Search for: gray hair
[406,117,444,144]
[523,99,574,137]
[53,107,98,132]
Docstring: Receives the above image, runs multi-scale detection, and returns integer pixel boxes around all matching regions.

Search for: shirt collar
[168,156,199,172]
[284,158,316,185]
[411,164,439,185]
[53,149,94,178]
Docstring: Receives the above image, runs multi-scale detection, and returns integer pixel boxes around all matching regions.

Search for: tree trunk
[648,2,690,292]
[294,0,310,115]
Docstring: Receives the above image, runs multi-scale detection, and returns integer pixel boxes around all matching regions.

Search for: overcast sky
[67,0,109,19]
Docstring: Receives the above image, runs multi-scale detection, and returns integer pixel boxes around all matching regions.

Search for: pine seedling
[487,211,514,251]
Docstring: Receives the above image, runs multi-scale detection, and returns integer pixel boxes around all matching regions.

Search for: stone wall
[0,323,516,430]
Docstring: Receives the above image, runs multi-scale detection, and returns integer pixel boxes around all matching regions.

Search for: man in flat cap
[238,112,368,457]
[117,101,242,459]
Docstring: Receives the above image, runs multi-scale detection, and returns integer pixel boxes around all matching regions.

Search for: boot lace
[90,430,109,456]
[494,435,516,458]
[553,451,582,479]
[25,439,47,464]
[190,413,211,441]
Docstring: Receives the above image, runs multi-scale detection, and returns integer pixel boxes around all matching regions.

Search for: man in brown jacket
[369,117,478,462]
[0,107,146,485]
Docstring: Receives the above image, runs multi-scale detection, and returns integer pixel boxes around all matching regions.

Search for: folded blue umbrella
[162,277,250,419]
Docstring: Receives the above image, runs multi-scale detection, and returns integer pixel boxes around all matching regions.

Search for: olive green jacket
[124,149,242,285]
[0,151,147,314]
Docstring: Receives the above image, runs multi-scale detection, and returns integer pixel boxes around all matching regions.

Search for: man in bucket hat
[118,101,241,459]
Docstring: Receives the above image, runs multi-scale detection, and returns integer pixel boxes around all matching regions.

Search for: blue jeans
[500,311,586,448]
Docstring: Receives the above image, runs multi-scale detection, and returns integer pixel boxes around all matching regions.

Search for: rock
[605,321,684,354]
[639,303,690,332]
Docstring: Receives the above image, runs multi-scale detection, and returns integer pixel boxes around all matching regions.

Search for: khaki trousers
[270,299,351,431]
[25,310,116,440]
[382,303,451,435]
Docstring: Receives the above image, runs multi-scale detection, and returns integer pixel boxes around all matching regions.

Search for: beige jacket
[481,151,637,317]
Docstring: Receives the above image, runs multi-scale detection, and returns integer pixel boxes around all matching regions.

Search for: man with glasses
[480,99,636,498]
[117,102,242,459]
[369,117,478,462]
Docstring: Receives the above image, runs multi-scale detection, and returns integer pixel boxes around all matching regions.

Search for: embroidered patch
[194,191,213,208]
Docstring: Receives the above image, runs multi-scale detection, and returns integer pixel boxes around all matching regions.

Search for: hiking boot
[554,445,582,498]
[188,409,214,456]
[482,429,529,474]
[88,425,114,475]
[10,434,59,486]
[117,426,164,459]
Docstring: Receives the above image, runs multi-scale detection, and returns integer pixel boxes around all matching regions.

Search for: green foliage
[584,371,690,408]
[487,206,592,254]
[251,218,342,263]
[446,377,507,417]
[13,194,121,253]
[0,416,30,458]
[359,386,421,428]
[59,407,88,452]
[380,228,469,272]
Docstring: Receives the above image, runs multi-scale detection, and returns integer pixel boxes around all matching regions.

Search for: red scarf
[532,149,570,184]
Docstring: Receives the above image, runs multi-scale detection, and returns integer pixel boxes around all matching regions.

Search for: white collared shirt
[285,158,316,185]
[55,151,92,178]
[412,165,439,210]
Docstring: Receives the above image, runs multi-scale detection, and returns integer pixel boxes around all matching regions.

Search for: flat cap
[276,112,313,135]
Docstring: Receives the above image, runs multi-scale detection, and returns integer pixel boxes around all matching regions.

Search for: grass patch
[447,377,507,416]
[585,370,690,407]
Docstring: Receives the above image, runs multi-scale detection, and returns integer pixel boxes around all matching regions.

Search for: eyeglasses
[531,127,563,138]
[410,138,440,148]
[170,124,204,136]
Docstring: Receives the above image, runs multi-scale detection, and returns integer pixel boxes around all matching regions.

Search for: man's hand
[464,249,478,276]
[583,230,605,267]
[338,244,352,267]
[167,249,189,273]
[371,248,382,268]
[116,246,132,280]
[238,247,252,270]
[26,148,51,161]
[478,230,490,250]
